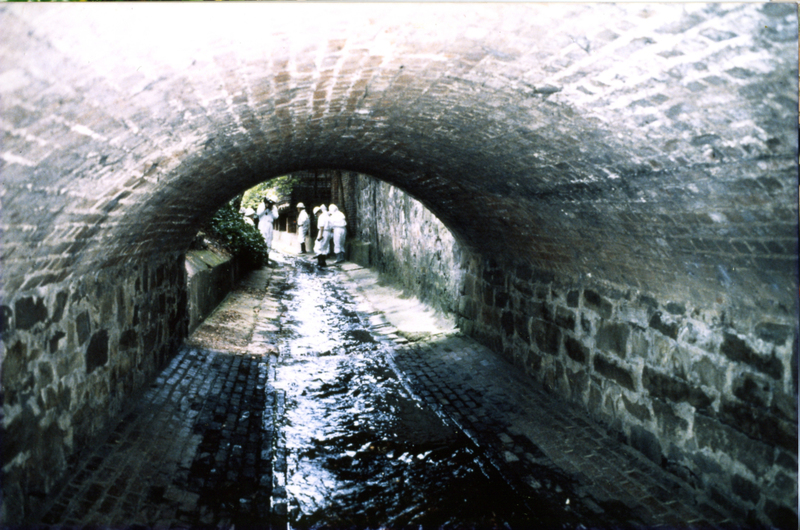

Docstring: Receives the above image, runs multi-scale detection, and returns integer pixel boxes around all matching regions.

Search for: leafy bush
[206,198,268,267]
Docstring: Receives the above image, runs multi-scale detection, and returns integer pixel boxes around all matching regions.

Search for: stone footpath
[338,262,738,529]
[32,257,737,528]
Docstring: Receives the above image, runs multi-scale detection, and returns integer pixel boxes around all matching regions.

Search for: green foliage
[241,175,299,210]
[269,175,300,198]
[207,198,268,266]
[241,182,272,210]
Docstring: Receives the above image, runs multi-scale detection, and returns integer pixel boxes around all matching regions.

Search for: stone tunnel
[1,3,798,525]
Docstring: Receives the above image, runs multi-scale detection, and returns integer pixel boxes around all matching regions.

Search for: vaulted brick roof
[2,3,797,313]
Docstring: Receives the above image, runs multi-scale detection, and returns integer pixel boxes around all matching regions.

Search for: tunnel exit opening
[182,168,467,338]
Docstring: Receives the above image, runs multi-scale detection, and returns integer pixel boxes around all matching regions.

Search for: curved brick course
[1,3,797,526]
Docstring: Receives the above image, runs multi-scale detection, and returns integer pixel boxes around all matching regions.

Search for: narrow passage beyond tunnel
[32,251,740,528]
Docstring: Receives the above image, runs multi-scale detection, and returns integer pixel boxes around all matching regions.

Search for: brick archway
[2,3,797,524]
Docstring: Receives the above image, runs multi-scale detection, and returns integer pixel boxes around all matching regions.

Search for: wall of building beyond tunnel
[352,174,467,317]
[1,254,187,522]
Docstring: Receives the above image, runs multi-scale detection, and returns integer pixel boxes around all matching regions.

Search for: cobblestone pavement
[34,268,285,529]
[30,257,738,528]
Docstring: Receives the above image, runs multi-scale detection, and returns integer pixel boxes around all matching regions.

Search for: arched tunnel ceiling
[1,3,797,312]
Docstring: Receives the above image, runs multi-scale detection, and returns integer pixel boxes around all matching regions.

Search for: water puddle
[273,260,545,529]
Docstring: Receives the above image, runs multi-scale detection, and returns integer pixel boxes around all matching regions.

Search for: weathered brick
[652,399,688,437]
[664,302,685,316]
[513,313,530,344]
[76,312,92,346]
[629,424,662,464]
[2,341,33,406]
[515,262,533,282]
[494,290,510,309]
[566,290,579,308]
[718,401,797,452]
[528,301,551,322]
[732,374,770,408]
[622,395,651,422]
[649,311,679,340]
[564,336,589,364]
[86,330,109,374]
[1,305,13,333]
[555,307,576,332]
[584,290,612,320]
[566,368,588,399]
[500,310,514,337]
[49,331,66,354]
[754,322,792,345]
[3,414,39,464]
[119,329,138,351]
[15,297,48,331]
[764,500,799,530]
[482,268,505,288]
[643,367,712,411]
[532,320,560,355]
[694,413,773,476]
[731,474,760,504]
[638,295,658,310]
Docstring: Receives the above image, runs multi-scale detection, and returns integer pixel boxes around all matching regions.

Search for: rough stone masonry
[1,3,797,527]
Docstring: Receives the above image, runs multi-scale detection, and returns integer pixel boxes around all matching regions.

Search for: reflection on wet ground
[273,258,568,529]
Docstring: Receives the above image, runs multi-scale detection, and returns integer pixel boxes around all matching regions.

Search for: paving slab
[337,262,458,339]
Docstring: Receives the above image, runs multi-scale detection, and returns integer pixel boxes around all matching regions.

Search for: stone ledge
[348,240,371,268]
[185,249,243,334]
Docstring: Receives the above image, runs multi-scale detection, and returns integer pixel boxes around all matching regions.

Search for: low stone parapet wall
[185,250,242,335]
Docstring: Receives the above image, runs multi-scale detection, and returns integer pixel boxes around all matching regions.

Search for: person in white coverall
[327,204,347,264]
[296,202,310,254]
[314,205,331,267]
[257,197,278,262]
[240,207,256,227]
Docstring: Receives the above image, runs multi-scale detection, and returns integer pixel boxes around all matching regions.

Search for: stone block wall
[353,174,466,315]
[457,257,798,527]
[1,254,187,522]
[185,250,241,334]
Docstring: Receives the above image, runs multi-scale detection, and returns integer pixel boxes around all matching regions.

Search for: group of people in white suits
[242,197,346,268]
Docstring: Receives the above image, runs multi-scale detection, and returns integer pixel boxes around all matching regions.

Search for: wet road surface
[31,255,736,529]
[273,259,563,529]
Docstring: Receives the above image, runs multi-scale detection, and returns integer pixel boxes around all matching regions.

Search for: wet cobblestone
[35,268,282,529]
